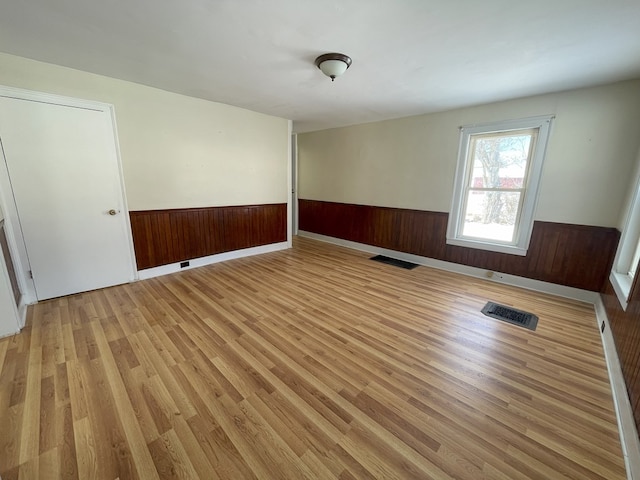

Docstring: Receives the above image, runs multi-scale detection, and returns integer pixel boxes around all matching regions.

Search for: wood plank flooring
[0,237,626,479]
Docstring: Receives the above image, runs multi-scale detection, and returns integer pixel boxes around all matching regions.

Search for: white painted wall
[0,52,289,210]
[298,80,640,227]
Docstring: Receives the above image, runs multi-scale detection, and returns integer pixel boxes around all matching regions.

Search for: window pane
[462,190,521,242]
[469,133,532,189]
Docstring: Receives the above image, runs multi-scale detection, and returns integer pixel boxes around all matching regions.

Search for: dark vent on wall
[481,301,538,331]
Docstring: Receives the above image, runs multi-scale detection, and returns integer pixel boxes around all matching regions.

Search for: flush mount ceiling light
[314,53,352,81]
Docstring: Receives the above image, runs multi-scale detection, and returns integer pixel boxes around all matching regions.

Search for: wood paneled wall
[602,281,640,433]
[129,204,287,270]
[299,199,619,292]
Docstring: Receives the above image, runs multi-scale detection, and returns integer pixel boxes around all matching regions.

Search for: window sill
[446,237,527,256]
[610,271,631,311]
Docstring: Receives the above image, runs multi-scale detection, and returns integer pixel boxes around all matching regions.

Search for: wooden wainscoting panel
[602,279,640,433]
[130,204,286,270]
[299,199,619,291]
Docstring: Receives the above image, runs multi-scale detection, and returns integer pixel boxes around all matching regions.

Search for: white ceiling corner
[0,0,639,133]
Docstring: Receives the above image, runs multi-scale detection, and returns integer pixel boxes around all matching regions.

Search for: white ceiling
[1,0,639,133]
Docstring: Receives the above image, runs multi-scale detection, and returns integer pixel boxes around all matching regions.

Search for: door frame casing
[291,133,298,236]
[0,85,138,310]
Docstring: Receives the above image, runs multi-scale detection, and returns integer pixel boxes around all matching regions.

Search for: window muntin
[447,116,553,256]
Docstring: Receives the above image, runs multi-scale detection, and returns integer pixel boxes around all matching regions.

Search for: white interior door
[0,95,135,300]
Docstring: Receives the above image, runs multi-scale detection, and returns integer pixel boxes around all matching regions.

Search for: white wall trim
[595,298,640,480]
[0,330,18,341]
[0,143,37,304]
[286,120,293,248]
[0,225,20,336]
[0,85,113,112]
[137,242,289,280]
[610,162,640,302]
[298,230,597,303]
[611,271,632,311]
[292,133,299,236]
[107,104,139,283]
[16,299,27,328]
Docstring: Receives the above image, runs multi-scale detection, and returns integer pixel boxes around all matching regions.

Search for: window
[610,171,640,310]
[447,115,553,256]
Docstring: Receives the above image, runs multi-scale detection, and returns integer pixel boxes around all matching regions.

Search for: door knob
[108,209,118,216]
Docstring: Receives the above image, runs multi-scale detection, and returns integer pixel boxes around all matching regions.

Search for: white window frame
[610,173,640,310]
[446,115,554,256]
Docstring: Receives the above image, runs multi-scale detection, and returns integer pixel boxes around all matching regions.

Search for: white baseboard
[595,298,640,480]
[137,242,289,280]
[17,299,28,328]
[0,287,23,337]
[298,231,597,303]
[0,330,18,340]
[299,230,638,479]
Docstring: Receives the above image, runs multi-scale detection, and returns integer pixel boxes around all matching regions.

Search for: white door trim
[0,85,138,305]
[292,133,299,236]
[0,219,21,335]
[286,120,293,247]
[0,135,35,304]
[0,85,114,112]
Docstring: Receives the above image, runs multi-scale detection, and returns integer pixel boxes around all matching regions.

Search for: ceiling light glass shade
[319,59,348,78]
[315,53,352,81]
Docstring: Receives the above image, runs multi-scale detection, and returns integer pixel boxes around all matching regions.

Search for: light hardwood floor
[0,237,626,479]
